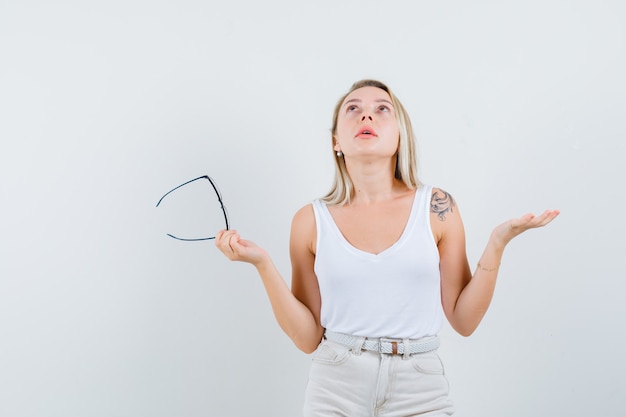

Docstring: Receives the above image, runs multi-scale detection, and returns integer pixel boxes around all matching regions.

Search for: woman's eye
[347,105,358,112]
[378,105,390,112]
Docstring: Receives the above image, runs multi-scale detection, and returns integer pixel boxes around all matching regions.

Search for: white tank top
[312,185,443,339]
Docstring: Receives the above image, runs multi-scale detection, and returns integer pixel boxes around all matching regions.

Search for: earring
[336,150,343,157]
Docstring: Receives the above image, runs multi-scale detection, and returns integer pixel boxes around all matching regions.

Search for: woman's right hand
[215,229,269,267]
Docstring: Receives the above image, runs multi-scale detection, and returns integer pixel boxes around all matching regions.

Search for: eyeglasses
[156,175,229,241]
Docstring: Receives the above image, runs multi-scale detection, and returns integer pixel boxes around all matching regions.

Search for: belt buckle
[379,337,402,355]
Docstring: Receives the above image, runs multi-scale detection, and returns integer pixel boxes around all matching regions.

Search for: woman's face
[334,86,400,159]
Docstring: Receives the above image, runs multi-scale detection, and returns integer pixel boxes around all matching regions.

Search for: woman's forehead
[343,86,391,104]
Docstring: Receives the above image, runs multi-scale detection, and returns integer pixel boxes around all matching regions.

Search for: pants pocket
[311,340,352,366]
[411,350,445,375]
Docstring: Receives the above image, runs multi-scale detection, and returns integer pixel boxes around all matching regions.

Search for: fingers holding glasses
[215,229,268,266]
[215,229,238,258]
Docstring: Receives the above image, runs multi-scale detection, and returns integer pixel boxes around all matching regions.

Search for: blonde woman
[216,79,559,416]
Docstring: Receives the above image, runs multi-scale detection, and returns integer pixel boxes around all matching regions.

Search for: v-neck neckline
[320,189,421,259]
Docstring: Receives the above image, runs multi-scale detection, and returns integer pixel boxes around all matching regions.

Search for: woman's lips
[356,126,377,137]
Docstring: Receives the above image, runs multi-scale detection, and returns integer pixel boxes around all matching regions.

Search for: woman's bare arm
[432,188,560,336]
[214,204,323,353]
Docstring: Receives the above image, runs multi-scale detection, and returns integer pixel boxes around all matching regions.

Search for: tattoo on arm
[430,189,456,221]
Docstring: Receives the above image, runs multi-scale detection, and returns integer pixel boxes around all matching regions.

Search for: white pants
[303,339,455,416]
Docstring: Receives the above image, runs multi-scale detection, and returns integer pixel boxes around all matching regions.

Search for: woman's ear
[333,137,341,152]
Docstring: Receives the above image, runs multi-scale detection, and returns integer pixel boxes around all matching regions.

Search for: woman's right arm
[214,204,323,353]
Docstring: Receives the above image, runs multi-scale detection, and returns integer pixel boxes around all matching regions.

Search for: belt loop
[402,338,411,360]
[351,336,365,355]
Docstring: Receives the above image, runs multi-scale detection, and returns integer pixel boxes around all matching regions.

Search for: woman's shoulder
[430,186,459,226]
[292,202,316,229]
[425,185,454,201]
[290,202,317,253]
[418,184,450,209]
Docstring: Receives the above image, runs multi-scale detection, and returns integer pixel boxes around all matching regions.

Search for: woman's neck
[345,158,407,204]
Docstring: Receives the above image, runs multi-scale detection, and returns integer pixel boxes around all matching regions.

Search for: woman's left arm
[433,188,560,336]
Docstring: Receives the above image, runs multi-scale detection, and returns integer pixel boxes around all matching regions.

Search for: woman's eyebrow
[343,98,394,106]
[343,98,362,106]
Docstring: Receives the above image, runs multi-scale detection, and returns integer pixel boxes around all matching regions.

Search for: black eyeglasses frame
[156,175,229,241]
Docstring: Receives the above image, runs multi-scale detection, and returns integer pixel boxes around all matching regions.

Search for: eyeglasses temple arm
[166,233,215,241]
[206,177,230,231]
[155,175,209,207]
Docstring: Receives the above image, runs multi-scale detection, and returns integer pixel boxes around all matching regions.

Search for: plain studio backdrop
[1,1,625,416]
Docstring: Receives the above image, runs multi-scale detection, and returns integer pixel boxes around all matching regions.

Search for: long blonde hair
[322,79,421,205]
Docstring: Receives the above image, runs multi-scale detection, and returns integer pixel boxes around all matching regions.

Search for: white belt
[325,331,439,355]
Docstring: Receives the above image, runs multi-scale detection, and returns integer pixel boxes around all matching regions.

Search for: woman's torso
[311,185,444,339]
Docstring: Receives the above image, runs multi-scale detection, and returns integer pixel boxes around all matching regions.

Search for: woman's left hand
[492,209,560,247]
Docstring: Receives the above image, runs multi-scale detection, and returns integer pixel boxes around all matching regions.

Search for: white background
[1,1,625,416]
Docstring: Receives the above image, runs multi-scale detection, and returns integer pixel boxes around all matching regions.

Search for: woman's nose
[361,114,373,121]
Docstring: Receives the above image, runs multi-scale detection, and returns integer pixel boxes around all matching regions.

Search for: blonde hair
[322,79,421,205]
